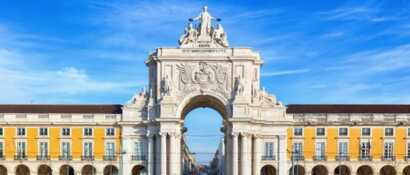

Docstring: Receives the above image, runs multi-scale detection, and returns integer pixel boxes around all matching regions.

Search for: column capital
[159,132,168,137]
[253,134,262,139]
[231,132,240,137]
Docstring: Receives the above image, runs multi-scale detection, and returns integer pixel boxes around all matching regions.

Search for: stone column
[278,135,288,175]
[232,133,239,175]
[169,133,181,175]
[241,133,251,175]
[147,134,154,175]
[253,135,261,175]
[160,133,167,175]
[155,135,162,175]
[224,135,231,175]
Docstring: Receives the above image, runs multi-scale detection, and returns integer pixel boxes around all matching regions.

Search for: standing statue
[234,76,244,96]
[191,6,214,36]
[160,75,171,96]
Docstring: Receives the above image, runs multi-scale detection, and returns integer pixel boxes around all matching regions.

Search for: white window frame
[39,127,48,136]
[38,141,48,157]
[17,128,26,136]
[338,128,348,137]
[293,128,303,137]
[106,128,115,136]
[384,128,394,137]
[61,141,71,157]
[84,128,93,137]
[361,128,371,137]
[316,128,326,137]
[62,128,71,136]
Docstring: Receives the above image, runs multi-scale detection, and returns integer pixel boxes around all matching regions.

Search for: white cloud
[261,69,310,77]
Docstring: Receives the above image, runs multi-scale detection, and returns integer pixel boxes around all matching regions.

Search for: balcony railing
[37,155,50,160]
[104,155,117,161]
[261,155,275,160]
[291,155,304,161]
[131,155,146,161]
[382,155,395,161]
[14,155,27,160]
[359,155,372,161]
[82,155,94,161]
[59,155,72,161]
[335,155,350,161]
[313,155,327,161]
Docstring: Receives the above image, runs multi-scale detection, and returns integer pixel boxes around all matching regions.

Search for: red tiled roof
[287,104,410,113]
[0,104,123,114]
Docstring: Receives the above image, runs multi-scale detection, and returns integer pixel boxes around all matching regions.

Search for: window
[384,142,394,160]
[134,142,144,156]
[39,142,48,157]
[407,143,410,158]
[338,142,348,160]
[0,142,3,158]
[292,142,303,160]
[39,128,48,136]
[362,128,371,136]
[339,128,348,136]
[0,128,3,136]
[360,142,371,160]
[84,128,93,136]
[61,142,70,157]
[17,128,25,136]
[16,141,26,157]
[294,128,303,136]
[62,128,70,136]
[105,142,115,157]
[316,128,325,136]
[263,142,274,159]
[385,128,394,136]
[408,128,410,136]
[106,128,115,136]
[83,142,93,158]
[315,142,325,160]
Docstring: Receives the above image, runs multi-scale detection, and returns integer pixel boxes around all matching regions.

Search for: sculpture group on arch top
[128,6,282,111]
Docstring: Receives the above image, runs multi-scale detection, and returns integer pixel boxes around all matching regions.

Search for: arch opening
[334,165,350,175]
[312,165,328,175]
[0,165,6,175]
[357,165,373,175]
[289,165,305,175]
[15,165,30,175]
[403,166,410,175]
[38,165,52,175]
[180,95,228,120]
[380,165,396,175]
[131,165,146,175]
[103,165,118,175]
[261,165,276,175]
[81,165,96,175]
[60,165,74,175]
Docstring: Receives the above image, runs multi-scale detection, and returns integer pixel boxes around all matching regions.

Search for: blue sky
[1,0,410,164]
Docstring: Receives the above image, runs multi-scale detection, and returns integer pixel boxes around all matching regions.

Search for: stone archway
[81,165,96,175]
[0,165,6,175]
[38,165,52,175]
[357,165,373,175]
[334,165,350,175]
[289,165,305,175]
[103,165,118,175]
[15,165,30,175]
[131,165,146,175]
[312,165,328,175]
[60,165,74,175]
[380,165,396,175]
[261,165,276,175]
[403,166,410,175]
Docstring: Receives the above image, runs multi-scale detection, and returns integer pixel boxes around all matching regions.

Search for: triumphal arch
[123,7,291,175]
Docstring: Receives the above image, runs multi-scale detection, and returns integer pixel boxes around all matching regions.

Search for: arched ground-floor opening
[334,165,350,175]
[38,165,52,175]
[357,165,373,175]
[16,165,30,175]
[60,165,74,175]
[403,166,410,175]
[103,165,118,175]
[379,165,396,175]
[312,165,328,175]
[289,165,305,175]
[131,165,146,175]
[261,165,276,175]
[0,165,6,175]
[81,165,96,175]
